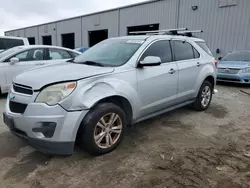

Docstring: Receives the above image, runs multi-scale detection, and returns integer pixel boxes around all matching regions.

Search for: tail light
[214,59,218,68]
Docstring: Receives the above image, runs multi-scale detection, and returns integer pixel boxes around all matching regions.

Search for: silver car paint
[5,35,216,145]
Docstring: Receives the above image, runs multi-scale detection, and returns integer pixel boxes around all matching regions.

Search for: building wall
[38,23,57,45]
[81,10,119,47]
[25,27,39,44]
[4,0,250,56]
[56,18,82,48]
[178,0,250,56]
[119,0,178,36]
[12,30,25,37]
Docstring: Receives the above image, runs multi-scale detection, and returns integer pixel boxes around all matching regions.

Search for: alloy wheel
[94,113,123,149]
[201,86,211,108]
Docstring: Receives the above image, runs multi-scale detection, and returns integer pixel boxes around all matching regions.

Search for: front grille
[217,68,240,74]
[13,83,33,95]
[9,101,27,114]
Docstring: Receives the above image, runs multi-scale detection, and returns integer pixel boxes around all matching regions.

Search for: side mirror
[218,57,222,60]
[139,56,161,67]
[9,57,19,65]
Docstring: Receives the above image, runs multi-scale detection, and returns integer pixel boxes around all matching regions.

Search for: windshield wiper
[81,61,104,67]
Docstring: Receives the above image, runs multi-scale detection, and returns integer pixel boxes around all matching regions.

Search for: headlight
[35,82,77,105]
[240,68,250,73]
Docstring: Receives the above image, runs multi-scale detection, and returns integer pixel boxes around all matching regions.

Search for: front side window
[140,40,172,63]
[7,48,44,62]
[49,48,71,60]
[172,41,194,61]
[73,39,143,67]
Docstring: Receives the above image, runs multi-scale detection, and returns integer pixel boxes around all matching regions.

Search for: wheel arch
[75,95,133,145]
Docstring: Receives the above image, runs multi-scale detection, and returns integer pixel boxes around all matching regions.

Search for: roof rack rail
[129,28,188,35]
[129,28,203,37]
[178,30,203,37]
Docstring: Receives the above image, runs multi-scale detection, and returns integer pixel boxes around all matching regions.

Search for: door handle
[36,63,45,65]
[197,62,201,67]
[169,68,176,74]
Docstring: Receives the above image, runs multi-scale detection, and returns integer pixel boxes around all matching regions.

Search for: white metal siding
[25,27,39,44]
[81,10,119,47]
[56,18,82,48]
[119,0,178,36]
[13,30,25,37]
[38,23,56,45]
[4,0,250,55]
[178,0,250,56]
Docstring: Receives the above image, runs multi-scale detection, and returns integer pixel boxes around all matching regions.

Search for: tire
[192,80,213,111]
[79,103,126,156]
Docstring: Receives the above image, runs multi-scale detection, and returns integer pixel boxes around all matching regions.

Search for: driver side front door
[136,40,179,118]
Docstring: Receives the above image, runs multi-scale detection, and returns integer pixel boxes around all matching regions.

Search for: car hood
[218,61,250,69]
[14,63,114,90]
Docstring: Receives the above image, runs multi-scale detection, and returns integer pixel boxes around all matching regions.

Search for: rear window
[0,38,24,50]
[196,42,213,56]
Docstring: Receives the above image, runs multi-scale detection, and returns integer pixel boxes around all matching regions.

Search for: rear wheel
[193,80,213,111]
[79,103,126,155]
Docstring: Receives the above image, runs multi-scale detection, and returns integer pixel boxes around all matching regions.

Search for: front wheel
[192,80,213,111]
[79,103,126,155]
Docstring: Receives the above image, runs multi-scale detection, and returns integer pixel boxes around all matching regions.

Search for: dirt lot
[0,84,250,188]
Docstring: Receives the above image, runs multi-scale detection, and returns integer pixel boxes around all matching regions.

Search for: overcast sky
[0,0,148,36]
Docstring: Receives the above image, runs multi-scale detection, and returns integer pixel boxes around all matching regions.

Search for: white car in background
[0,36,29,53]
[0,45,81,94]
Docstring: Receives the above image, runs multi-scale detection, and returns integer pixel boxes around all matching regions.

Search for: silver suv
[3,29,217,155]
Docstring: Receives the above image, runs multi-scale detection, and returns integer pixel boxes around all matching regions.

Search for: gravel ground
[0,84,250,188]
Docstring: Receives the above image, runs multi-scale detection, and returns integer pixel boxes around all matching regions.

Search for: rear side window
[140,40,172,63]
[196,42,213,56]
[193,48,200,58]
[0,38,24,50]
[49,48,72,60]
[171,41,194,61]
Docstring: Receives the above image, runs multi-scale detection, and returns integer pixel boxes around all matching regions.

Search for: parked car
[3,31,216,156]
[0,36,29,53]
[75,47,88,53]
[217,50,250,84]
[0,45,81,94]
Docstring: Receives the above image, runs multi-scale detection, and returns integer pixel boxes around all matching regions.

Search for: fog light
[32,122,57,138]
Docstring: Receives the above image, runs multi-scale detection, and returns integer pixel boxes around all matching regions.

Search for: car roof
[18,45,81,53]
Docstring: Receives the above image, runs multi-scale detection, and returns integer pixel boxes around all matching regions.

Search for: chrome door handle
[197,62,201,67]
[169,68,176,74]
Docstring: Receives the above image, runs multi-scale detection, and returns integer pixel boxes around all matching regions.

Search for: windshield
[222,51,250,62]
[73,39,144,67]
[0,46,24,59]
